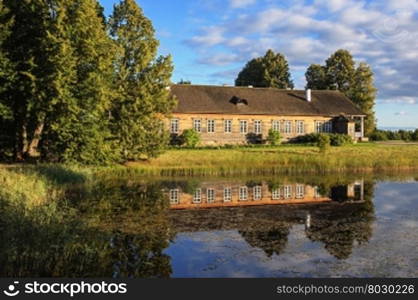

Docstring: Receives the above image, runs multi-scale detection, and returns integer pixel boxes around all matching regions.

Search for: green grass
[1,143,418,196]
[126,143,418,176]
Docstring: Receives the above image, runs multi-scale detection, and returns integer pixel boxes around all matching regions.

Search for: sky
[99,0,418,129]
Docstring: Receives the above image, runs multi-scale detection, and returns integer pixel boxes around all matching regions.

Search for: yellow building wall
[167,113,341,145]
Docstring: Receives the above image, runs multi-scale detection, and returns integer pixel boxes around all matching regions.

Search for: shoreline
[2,143,418,177]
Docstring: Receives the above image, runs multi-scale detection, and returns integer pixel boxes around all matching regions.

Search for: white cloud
[184,0,418,104]
[186,26,225,47]
[197,53,240,66]
[229,0,257,9]
[314,0,349,12]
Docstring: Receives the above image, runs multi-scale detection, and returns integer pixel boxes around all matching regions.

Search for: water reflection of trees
[305,181,375,259]
[240,223,291,257]
[0,181,173,277]
[0,177,378,278]
[169,180,376,260]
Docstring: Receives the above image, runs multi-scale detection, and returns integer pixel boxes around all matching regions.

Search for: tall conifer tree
[348,63,377,135]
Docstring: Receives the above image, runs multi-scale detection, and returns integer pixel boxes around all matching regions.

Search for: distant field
[375,140,418,145]
[126,143,418,176]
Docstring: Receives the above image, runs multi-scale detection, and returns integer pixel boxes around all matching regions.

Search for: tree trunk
[14,122,28,161]
[26,121,44,158]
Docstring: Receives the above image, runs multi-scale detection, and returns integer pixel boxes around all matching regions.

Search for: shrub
[289,133,320,144]
[245,133,262,144]
[412,129,418,141]
[291,133,352,147]
[329,134,353,146]
[398,130,412,141]
[180,129,200,148]
[317,134,331,153]
[369,130,389,141]
[267,129,282,146]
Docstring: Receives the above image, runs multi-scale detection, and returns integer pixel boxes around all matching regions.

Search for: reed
[126,143,418,176]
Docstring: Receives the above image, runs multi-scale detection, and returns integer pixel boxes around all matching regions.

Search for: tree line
[369,129,418,142]
[235,49,377,136]
[0,0,175,164]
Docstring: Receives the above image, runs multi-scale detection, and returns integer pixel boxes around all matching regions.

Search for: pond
[1,173,417,277]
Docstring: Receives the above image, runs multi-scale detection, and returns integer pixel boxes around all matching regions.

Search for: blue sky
[100,0,418,128]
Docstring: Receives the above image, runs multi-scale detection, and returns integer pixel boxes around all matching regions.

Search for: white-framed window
[272,120,280,132]
[272,188,281,200]
[169,189,179,204]
[324,121,333,133]
[224,120,232,133]
[223,187,232,202]
[296,184,305,199]
[193,119,201,132]
[170,119,179,134]
[284,121,292,134]
[316,121,324,133]
[193,189,202,204]
[296,121,305,134]
[207,188,215,203]
[254,120,262,134]
[253,186,262,200]
[284,185,292,199]
[207,120,215,133]
[240,120,248,134]
[239,186,248,201]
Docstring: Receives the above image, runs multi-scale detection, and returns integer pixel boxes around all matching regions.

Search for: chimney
[306,89,312,102]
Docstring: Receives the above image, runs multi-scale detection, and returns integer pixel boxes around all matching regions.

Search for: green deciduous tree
[305,64,328,90]
[40,0,116,164]
[325,49,356,93]
[0,0,176,164]
[0,0,14,159]
[1,0,59,161]
[305,49,377,136]
[109,0,176,161]
[235,49,294,89]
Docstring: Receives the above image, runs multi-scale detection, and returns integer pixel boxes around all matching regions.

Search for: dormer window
[230,96,248,106]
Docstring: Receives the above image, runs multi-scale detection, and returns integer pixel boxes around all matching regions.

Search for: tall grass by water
[126,143,418,176]
[1,143,418,202]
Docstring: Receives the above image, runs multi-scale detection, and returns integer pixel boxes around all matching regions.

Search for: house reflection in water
[167,179,373,260]
[166,180,365,210]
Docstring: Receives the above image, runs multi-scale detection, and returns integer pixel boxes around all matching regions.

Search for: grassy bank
[1,143,418,182]
[126,143,418,176]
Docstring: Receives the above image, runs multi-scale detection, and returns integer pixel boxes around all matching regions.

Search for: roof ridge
[172,84,343,93]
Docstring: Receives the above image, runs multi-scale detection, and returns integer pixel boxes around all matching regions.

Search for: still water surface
[1,173,418,277]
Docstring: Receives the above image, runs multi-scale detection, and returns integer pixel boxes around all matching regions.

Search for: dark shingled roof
[171,85,366,116]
